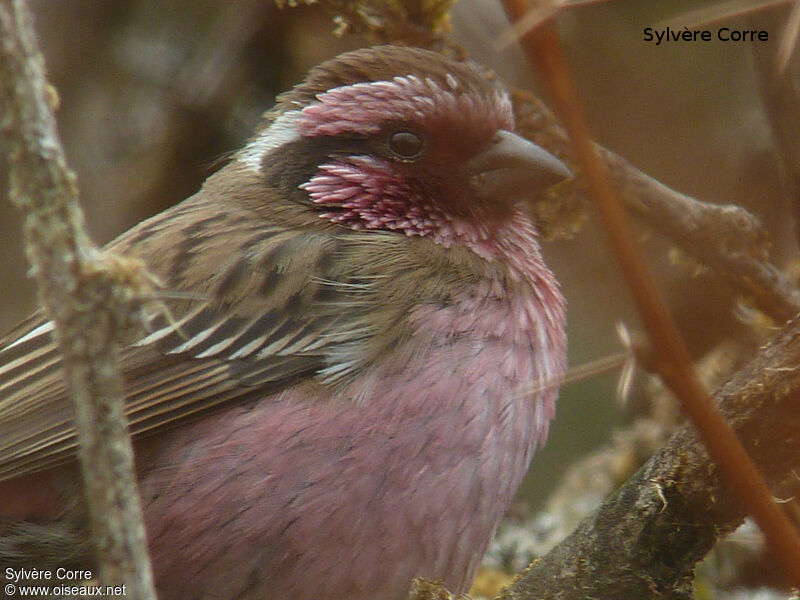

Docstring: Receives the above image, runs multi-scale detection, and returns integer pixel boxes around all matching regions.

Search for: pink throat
[300,151,567,403]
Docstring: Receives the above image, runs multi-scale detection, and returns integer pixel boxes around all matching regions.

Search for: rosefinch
[0,45,568,600]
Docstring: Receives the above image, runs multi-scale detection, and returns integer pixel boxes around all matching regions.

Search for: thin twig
[749,2,800,249]
[0,1,157,598]
[499,311,800,598]
[500,0,800,586]
[511,87,800,323]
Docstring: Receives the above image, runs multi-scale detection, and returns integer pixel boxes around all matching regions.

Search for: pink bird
[0,45,568,599]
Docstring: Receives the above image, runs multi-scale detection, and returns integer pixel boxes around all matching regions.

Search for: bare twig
[499,311,800,598]
[501,0,800,585]
[512,88,800,323]
[0,1,156,598]
[659,0,792,29]
[749,2,800,247]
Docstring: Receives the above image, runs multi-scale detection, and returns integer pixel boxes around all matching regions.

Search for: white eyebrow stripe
[4,321,55,352]
[238,110,303,172]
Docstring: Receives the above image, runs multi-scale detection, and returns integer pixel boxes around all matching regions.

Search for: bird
[0,45,568,600]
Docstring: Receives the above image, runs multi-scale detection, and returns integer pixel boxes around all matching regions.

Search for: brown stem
[0,1,157,597]
[501,0,800,586]
[511,89,800,325]
[499,310,800,598]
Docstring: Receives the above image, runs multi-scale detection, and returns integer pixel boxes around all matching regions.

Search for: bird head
[237,45,570,249]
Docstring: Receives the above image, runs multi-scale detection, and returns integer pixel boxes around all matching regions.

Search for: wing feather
[0,176,487,480]
[0,206,411,480]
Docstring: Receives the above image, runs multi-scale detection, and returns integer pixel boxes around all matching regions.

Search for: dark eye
[387,130,425,161]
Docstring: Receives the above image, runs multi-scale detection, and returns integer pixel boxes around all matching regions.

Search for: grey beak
[465,130,571,204]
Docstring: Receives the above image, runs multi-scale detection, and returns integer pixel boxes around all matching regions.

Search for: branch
[500,311,800,598]
[502,0,800,585]
[0,1,156,598]
[749,3,800,246]
[512,88,800,324]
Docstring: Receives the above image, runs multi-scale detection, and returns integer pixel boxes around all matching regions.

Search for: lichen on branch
[0,1,157,598]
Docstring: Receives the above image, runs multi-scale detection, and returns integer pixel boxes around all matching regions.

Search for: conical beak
[464,130,571,205]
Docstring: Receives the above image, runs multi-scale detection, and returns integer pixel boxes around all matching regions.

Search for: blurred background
[1,0,794,563]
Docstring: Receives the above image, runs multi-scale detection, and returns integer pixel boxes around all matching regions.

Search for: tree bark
[500,313,800,598]
[0,1,157,598]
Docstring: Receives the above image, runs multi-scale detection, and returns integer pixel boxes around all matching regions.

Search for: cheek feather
[301,156,505,260]
[300,157,440,234]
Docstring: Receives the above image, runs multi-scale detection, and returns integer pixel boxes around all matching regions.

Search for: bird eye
[387,130,425,161]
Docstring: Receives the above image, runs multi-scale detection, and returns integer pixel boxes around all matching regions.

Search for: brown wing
[0,158,490,482]
[0,187,435,481]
